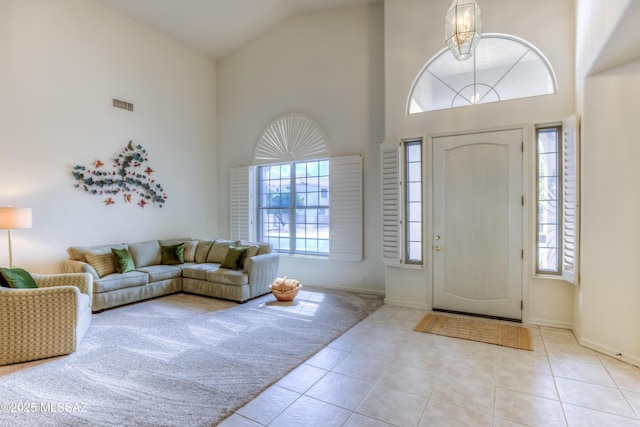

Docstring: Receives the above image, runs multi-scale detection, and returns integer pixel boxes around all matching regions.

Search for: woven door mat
[414,313,533,351]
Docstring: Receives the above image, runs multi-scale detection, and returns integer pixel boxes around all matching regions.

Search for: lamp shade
[0,207,32,229]
[445,0,482,61]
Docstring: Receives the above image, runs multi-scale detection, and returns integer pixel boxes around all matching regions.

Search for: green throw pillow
[0,267,38,289]
[161,243,185,265]
[219,246,248,270]
[0,272,9,288]
[112,248,135,274]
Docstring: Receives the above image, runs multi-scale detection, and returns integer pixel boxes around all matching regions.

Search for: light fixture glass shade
[0,207,32,229]
[445,0,482,61]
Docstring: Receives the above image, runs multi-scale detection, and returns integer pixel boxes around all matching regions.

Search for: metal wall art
[72,141,167,208]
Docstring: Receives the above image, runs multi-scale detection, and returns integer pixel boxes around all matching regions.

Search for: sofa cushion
[181,263,219,280]
[0,268,38,288]
[84,251,117,277]
[238,240,272,256]
[208,239,235,263]
[161,243,185,265]
[94,271,149,293]
[205,268,248,286]
[220,246,248,270]
[194,240,214,263]
[183,240,198,262]
[67,243,128,262]
[112,248,135,274]
[136,265,183,282]
[129,240,162,267]
[158,237,192,247]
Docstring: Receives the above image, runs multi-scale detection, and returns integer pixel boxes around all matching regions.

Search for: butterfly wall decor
[72,141,167,208]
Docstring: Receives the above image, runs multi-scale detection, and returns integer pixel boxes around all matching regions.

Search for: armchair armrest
[32,272,93,297]
[0,286,79,365]
[62,259,99,281]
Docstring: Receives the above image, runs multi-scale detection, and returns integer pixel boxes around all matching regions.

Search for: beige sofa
[62,238,279,311]
[0,272,93,365]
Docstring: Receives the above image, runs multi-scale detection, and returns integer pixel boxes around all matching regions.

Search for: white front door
[432,129,523,320]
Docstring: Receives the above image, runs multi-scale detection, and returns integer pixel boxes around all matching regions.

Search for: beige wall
[384,0,576,326]
[0,0,218,272]
[216,4,386,293]
[575,0,640,366]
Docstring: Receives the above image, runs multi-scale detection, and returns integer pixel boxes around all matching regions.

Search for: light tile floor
[219,304,640,427]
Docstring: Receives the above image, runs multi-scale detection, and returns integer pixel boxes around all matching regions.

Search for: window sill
[534,273,564,281]
[278,253,329,261]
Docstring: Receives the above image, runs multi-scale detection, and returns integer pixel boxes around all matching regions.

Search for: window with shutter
[228,114,364,259]
[229,166,255,242]
[329,155,363,262]
[534,115,579,284]
[380,140,402,267]
[562,115,579,284]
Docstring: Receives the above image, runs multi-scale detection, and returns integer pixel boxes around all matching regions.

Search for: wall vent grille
[112,97,134,112]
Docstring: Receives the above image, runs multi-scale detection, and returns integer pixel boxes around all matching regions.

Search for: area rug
[414,313,532,351]
[0,287,383,427]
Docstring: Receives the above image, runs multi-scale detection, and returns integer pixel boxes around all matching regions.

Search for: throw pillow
[183,240,198,263]
[219,246,248,270]
[84,251,117,278]
[0,273,9,288]
[161,243,185,265]
[112,248,135,274]
[241,245,260,271]
[0,267,38,288]
[194,240,214,263]
[208,239,235,263]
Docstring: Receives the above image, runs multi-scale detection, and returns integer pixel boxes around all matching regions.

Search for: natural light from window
[258,160,330,255]
[408,34,557,113]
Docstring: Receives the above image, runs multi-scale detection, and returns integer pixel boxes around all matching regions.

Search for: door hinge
[521,300,523,310]
[521,249,524,259]
[521,142,524,152]
[521,196,524,206]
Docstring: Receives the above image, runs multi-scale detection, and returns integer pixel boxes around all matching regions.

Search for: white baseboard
[526,317,574,330]
[574,331,640,369]
[382,298,430,310]
[528,318,640,369]
[302,282,385,296]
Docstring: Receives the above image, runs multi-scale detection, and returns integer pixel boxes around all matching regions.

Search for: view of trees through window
[258,160,330,255]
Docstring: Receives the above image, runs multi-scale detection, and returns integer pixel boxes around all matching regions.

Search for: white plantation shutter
[229,166,255,241]
[380,140,402,266]
[329,155,363,262]
[562,115,579,284]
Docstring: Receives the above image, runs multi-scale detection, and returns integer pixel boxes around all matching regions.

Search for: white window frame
[380,138,424,268]
[230,155,362,261]
[533,115,579,284]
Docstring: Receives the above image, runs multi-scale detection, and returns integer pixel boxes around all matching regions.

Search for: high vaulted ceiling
[96,0,382,60]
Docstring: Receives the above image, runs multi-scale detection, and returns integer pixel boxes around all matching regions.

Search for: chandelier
[445,0,482,61]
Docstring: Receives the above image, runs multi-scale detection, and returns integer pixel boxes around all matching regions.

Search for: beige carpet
[0,288,383,426]
[414,313,533,351]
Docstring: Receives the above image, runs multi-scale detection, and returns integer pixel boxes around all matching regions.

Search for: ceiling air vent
[111,97,134,112]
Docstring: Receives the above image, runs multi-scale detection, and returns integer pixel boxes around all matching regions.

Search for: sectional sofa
[62,237,279,311]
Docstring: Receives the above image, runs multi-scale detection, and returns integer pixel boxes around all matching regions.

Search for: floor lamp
[0,207,32,268]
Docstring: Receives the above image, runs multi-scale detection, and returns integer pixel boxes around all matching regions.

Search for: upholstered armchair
[0,272,93,365]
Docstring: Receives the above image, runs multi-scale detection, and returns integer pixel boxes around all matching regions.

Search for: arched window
[230,114,363,261]
[408,34,557,114]
[253,114,331,164]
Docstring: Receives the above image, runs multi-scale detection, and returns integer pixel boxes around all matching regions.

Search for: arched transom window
[408,33,557,114]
